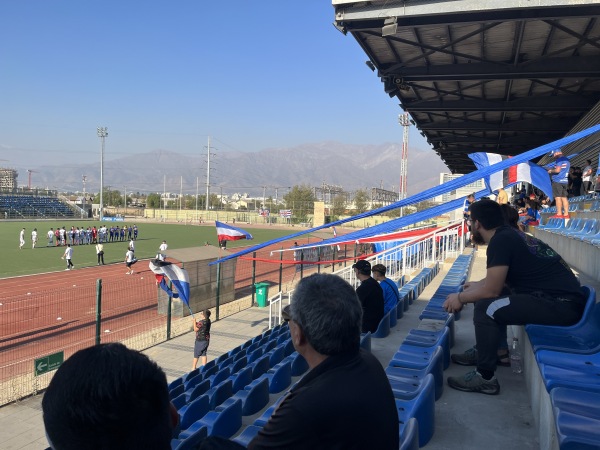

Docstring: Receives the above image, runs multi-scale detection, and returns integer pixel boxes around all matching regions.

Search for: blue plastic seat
[171,392,187,411]
[247,347,264,363]
[268,344,285,367]
[253,396,285,427]
[169,377,184,392]
[526,286,598,353]
[394,373,436,447]
[206,379,233,409]
[200,359,217,374]
[179,398,242,439]
[183,373,203,391]
[387,346,444,401]
[288,352,309,376]
[536,352,600,393]
[282,338,295,356]
[264,360,292,394]
[399,417,419,450]
[389,304,398,328]
[228,366,253,394]
[172,424,208,450]
[230,355,248,374]
[232,425,262,447]
[373,311,391,338]
[360,332,372,352]
[249,354,271,379]
[553,409,600,449]
[220,377,270,416]
[169,383,185,400]
[179,394,210,430]
[183,368,200,383]
[184,379,211,403]
[403,326,450,370]
[206,367,232,388]
[201,363,219,379]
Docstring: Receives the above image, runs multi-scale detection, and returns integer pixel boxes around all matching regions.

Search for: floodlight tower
[398,113,410,217]
[97,127,108,220]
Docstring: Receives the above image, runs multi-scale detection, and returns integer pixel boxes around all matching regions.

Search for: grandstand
[0,193,77,219]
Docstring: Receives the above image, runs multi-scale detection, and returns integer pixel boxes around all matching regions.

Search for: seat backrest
[209,379,233,409]
[181,395,210,429]
[211,398,242,439]
[231,366,253,393]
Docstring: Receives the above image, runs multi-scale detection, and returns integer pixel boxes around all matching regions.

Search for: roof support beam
[405,96,597,112]
[419,118,575,132]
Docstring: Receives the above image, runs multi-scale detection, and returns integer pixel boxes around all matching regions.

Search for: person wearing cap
[443,199,584,395]
[352,259,384,333]
[547,149,570,218]
[371,264,400,315]
[248,273,399,449]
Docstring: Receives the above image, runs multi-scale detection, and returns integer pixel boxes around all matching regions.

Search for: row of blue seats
[167,323,312,448]
[525,286,600,449]
[538,218,600,246]
[372,264,440,339]
[542,195,600,216]
[0,195,74,217]
[384,252,474,449]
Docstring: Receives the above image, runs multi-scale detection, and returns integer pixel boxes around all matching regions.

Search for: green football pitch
[1,221,293,278]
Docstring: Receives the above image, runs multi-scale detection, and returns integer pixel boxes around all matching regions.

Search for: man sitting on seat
[443,199,585,395]
[42,343,179,450]
[371,263,400,314]
[352,260,384,333]
[248,273,399,449]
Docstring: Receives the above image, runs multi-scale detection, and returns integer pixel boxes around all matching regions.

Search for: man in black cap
[353,260,384,333]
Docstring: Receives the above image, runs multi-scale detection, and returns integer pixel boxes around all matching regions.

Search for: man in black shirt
[248,273,398,450]
[443,199,584,395]
[353,260,384,333]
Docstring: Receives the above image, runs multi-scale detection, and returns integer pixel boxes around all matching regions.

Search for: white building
[435,173,486,221]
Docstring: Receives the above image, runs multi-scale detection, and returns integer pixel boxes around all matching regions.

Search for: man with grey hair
[248,273,398,449]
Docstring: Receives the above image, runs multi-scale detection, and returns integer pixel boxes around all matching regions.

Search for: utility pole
[195,176,199,220]
[180,176,183,211]
[163,175,166,221]
[97,127,108,221]
[398,113,410,217]
[205,136,211,211]
[82,175,87,218]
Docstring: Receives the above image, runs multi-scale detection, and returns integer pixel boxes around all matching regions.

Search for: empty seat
[179,394,210,430]
[232,425,262,447]
[399,417,419,450]
[395,373,436,447]
[220,377,270,416]
[172,424,208,450]
[179,398,242,439]
[263,360,292,394]
[373,312,391,338]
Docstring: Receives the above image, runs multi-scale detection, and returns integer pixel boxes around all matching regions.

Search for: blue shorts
[194,340,209,358]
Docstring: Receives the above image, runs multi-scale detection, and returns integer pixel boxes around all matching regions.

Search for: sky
[0,1,432,170]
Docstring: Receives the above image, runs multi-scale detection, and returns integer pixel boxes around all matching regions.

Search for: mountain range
[21,142,449,198]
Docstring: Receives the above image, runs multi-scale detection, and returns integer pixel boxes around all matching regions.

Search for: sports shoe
[447,370,500,395]
[451,346,511,367]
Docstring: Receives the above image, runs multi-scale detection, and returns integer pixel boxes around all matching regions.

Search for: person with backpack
[371,264,400,315]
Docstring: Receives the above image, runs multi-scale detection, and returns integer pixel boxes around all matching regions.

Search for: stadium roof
[332,0,600,173]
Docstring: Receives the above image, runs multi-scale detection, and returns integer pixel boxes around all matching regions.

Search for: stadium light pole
[97,127,108,221]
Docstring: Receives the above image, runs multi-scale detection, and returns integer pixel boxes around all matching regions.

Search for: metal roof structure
[333,0,600,173]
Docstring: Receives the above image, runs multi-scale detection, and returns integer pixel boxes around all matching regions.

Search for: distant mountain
[20,142,448,197]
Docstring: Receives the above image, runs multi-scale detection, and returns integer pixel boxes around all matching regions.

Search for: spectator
[247,273,398,449]
[371,263,400,314]
[548,149,570,218]
[42,343,178,450]
[352,260,384,333]
[582,159,593,193]
[496,187,508,205]
[192,309,211,370]
[443,199,584,395]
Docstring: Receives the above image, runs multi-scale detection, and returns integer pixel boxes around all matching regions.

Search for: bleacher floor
[9,248,600,449]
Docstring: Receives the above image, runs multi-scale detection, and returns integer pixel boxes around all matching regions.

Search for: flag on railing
[468,152,553,200]
[215,221,253,242]
[148,260,191,308]
[279,209,292,218]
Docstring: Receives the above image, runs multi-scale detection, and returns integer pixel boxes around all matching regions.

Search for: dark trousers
[473,292,584,373]
[97,253,104,265]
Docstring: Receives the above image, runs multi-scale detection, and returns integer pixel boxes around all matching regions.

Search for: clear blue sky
[0,1,430,168]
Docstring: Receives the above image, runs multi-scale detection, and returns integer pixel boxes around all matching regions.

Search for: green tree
[354,189,369,214]
[283,185,316,221]
[331,194,347,218]
[146,193,161,208]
